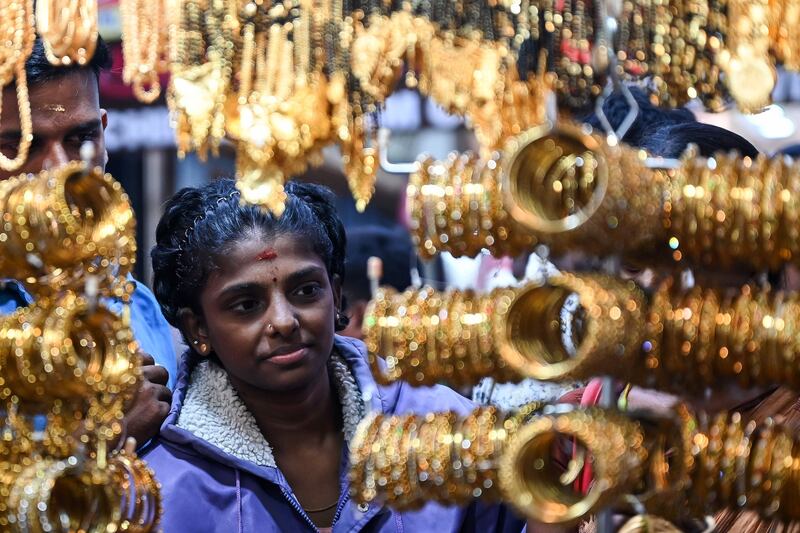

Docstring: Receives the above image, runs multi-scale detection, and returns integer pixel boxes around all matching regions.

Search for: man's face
[0,70,107,180]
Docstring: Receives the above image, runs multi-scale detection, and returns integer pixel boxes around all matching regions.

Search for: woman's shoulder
[141,438,213,482]
[334,335,476,417]
[388,381,476,416]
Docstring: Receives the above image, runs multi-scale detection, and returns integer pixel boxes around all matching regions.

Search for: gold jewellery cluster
[350,404,800,526]
[0,163,160,532]
[364,271,800,394]
[115,0,800,215]
[408,122,800,274]
[0,162,136,296]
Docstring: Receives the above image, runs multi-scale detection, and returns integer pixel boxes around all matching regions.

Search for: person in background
[582,86,696,147]
[339,225,413,341]
[0,37,176,445]
[146,178,526,532]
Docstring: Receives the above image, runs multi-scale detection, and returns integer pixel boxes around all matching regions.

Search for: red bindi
[255,248,278,261]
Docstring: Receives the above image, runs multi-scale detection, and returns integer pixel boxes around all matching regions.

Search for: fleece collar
[175,350,365,469]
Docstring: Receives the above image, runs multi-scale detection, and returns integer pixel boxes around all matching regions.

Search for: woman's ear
[331,274,349,331]
[178,307,211,356]
[331,274,343,312]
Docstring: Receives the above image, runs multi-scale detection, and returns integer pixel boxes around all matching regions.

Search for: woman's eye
[295,284,322,298]
[231,299,260,312]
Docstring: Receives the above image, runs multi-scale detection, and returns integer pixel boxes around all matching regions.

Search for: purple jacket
[143,335,525,533]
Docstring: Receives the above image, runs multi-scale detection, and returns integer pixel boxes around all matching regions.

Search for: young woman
[145,179,525,532]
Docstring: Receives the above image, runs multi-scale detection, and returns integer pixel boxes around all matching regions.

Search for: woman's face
[193,233,340,393]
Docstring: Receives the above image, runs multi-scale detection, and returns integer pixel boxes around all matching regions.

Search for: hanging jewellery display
[108,0,800,215]
[351,406,656,526]
[351,400,800,526]
[351,2,800,530]
[719,0,776,113]
[0,159,161,531]
[407,151,535,259]
[363,273,647,387]
[365,270,800,394]
[6,0,800,213]
[408,126,800,270]
[120,0,172,103]
[15,1,800,532]
[0,161,136,297]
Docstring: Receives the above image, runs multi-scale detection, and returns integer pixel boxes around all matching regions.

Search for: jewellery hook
[85,274,100,313]
[534,245,552,284]
[367,256,383,300]
[80,141,96,170]
[593,7,639,144]
[378,128,417,174]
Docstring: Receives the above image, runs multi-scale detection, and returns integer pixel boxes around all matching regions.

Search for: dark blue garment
[0,277,177,389]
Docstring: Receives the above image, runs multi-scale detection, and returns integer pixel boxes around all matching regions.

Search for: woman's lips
[263,346,308,366]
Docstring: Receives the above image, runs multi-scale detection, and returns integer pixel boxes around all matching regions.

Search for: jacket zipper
[331,492,349,525]
[279,486,350,532]
[280,487,320,532]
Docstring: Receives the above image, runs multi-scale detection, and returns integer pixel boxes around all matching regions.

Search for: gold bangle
[499,407,647,525]
[348,412,382,505]
[112,447,163,532]
[495,273,646,382]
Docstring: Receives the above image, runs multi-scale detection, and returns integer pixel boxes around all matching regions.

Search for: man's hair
[25,35,112,86]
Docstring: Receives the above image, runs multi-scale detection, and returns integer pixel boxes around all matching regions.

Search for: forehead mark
[255,248,277,262]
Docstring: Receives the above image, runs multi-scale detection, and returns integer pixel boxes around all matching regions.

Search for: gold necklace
[36,0,98,66]
[120,0,169,103]
[0,0,30,84]
[302,500,338,513]
[772,0,800,71]
[722,0,776,112]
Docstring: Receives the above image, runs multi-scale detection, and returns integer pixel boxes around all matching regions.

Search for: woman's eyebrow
[286,265,327,285]
[217,282,265,298]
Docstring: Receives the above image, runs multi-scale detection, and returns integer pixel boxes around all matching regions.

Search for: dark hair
[343,225,413,302]
[638,121,760,159]
[582,86,695,146]
[777,143,800,159]
[151,178,348,332]
[24,35,112,86]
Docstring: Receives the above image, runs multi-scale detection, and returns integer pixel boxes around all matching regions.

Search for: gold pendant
[235,146,288,217]
[726,48,776,113]
[169,62,226,155]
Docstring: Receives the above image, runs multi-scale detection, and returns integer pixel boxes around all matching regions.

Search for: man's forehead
[0,72,101,133]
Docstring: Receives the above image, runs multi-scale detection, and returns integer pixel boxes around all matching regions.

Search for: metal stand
[596,376,616,533]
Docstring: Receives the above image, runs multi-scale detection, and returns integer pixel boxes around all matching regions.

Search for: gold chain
[121,0,169,103]
[35,0,98,66]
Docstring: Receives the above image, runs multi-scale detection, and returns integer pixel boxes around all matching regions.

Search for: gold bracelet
[496,273,646,382]
[499,407,647,525]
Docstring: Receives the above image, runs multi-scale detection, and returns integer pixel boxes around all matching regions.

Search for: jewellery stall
[3,0,800,531]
